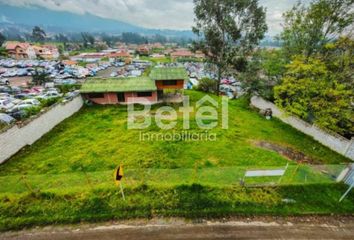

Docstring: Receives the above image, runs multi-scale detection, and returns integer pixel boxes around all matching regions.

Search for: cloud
[0,0,307,35]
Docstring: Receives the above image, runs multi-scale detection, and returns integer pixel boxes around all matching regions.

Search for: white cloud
[0,0,307,35]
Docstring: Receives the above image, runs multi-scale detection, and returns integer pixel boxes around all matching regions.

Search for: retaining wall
[0,96,83,164]
[250,96,354,161]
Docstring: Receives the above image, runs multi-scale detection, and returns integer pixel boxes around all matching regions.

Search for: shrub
[40,97,60,108]
[197,78,218,93]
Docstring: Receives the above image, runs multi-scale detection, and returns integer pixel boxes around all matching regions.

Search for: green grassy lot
[0,91,352,231]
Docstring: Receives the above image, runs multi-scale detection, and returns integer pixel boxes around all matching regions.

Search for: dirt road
[2,217,354,240]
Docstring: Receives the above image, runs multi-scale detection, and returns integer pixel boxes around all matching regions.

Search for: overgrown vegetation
[0,91,352,230]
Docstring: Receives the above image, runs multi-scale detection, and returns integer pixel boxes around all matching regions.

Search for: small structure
[81,77,158,105]
[81,67,188,105]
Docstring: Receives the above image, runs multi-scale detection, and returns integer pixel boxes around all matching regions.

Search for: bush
[24,106,41,118]
[197,78,218,93]
[57,84,81,94]
[40,97,61,108]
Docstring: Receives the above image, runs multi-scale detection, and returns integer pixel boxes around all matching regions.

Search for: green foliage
[31,26,46,43]
[0,91,348,177]
[0,183,353,231]
[24,106,41,118]
[197,78,218,93]
[0,32,6,46]
[0,47,8,57]
[280,0,354,58]
[193,0,268,94]
[39,97,61,108]
[259,49,287,82]
[322,36,354,87]
[121,32,148,44]
[81,32,95,48]
[274,56,353,136]
[56,84,81,94]
[0,91,351,230]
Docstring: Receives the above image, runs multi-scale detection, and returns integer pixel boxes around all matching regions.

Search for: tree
[0,32,6,46]
[322,36,354,87]
[193,0,267,95]
[197,78,218,93]
[280,0,354,59]
[81,32,95,48]
[121,32,147,44]
[32,26,46,42]
[274,56,353,136]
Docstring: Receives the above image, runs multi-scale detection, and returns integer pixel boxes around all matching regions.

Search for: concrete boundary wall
[250,96,354,161]
[0,96,83,164]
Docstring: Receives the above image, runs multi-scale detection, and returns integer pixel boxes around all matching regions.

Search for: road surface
[2,217,354,240]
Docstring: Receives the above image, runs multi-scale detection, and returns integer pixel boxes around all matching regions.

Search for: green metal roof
[149,67,188,81]
[80,77,157,93]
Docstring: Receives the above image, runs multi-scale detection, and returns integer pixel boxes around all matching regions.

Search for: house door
[117,93,125,102]
[157,90,163,100]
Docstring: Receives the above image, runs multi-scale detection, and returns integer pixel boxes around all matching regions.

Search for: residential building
[4,41,36,59]
[81,67,188,105]
[33,45,59,60]
[81,77,158,105]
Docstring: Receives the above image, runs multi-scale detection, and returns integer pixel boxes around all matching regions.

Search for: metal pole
[120,182,126,201]
[339,182,354,202]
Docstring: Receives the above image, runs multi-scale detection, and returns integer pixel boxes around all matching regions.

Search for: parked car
[63,90,80,101]
[18,99,41,107]
[0,113,15,124]
[0,86,12,93]
[36,91,62,100]
[7,106,30,119]
[14,93,29,99]
[0,99,15,111]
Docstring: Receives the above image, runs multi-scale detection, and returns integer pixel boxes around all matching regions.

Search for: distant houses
[170,49,205,60]
[4,41,59,60]
[81,67,188,105]
[4,42,36,59]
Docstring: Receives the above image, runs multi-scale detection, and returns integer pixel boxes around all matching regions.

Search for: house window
[137,92,152,97]
[163,80,177,86]
[88,93,104,98]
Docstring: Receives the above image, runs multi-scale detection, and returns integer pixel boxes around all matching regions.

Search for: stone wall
[0,96,83,164]
[250,96,354,161]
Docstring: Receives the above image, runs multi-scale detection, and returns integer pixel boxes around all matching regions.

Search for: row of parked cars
[0,58,112,80]
[110,60,151,78]
[0,82,79,124]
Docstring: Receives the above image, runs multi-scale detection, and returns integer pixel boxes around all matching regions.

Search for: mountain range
[0,3,195,38]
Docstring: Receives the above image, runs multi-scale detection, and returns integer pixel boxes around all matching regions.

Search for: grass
[0,90,352,231]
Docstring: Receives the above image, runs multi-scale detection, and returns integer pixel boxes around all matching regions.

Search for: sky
[0,0,308,35]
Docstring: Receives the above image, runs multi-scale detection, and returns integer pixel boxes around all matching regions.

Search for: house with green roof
[80,67,188,105]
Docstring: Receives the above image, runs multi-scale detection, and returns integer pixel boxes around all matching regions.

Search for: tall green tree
[274,56,353,136]
[192,0,267,95]
[281,0,354,59]
[81,32,95,48]
[32,26,46,42]
[0,32,6,46]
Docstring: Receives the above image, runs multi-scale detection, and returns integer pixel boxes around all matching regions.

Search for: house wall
[156,80,184,90]
[125,91,158,104]
[86,93,118,104]
[0,96,84,164]
[250,96,354,161]
[85,92,158,105]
